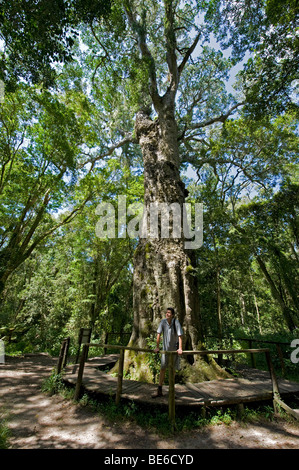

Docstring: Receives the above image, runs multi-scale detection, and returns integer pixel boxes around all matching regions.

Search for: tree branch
[189,102,244,130]
[79,132,136,170]
[90,22,111,61]
[164,0,179,94]
[19,189,52,253]
[178,32,201,76]
[123,1,160,104]
[22,194,92,262]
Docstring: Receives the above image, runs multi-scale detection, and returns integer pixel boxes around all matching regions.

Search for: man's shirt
[157,318,183,352]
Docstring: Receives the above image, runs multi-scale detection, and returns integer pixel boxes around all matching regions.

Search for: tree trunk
[239,293,247,326]
[271,245,299,315]
[250,272,262,333]
[121,106,227,382]
[89,258,100,331]
[256,255,298,331]
[216,265,223,365]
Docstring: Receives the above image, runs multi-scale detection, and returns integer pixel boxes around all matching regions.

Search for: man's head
[166,307,175,319]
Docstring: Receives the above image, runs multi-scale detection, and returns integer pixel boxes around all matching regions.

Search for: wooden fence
[61,329,291,376]
[72,342,281,431]
[206,335,290,375]
[84,331,291,375]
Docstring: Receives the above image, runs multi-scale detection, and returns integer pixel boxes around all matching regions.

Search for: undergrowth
[0,410,11,449]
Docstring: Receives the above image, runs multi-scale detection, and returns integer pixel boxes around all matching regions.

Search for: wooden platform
[64,356,299,409]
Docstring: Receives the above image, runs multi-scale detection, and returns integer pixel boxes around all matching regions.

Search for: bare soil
[1,354,299,449]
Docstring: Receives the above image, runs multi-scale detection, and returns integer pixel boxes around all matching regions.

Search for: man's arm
[154,333,161,353]
[177,335,183,355]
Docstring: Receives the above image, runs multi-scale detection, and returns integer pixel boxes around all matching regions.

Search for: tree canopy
[0,0,111,89]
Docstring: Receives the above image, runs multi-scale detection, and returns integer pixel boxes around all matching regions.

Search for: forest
[0,0,298,382]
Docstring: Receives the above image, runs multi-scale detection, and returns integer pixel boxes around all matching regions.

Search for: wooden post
[236,403,245,419]
[62,337,70,368]
[104,332,109,355]
[74,344,88,401]
[265,350,280,414]
[115,348,125,405]
[248,340,256,368]
[75,328,91,364]
[229,338,234,364]
[57,339,66,374]
[217,339,223,367]
[168,352,176,432]
[275,343,285,377]
[74,328,84,365]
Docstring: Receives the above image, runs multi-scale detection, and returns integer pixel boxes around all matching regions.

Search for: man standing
[152,307,183,398]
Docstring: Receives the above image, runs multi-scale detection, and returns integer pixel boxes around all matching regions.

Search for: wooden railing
[56,337,70,374]
[72,342,281,431]
[79,331,290,375]
[206,335,290,375]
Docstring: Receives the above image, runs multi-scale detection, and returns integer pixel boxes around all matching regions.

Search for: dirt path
[1,354,299,449]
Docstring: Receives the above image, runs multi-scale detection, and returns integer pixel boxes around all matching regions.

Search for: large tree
[73,0,245,380]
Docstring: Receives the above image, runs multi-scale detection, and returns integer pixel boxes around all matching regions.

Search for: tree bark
[131,107,202,340]
[118,104,228,382]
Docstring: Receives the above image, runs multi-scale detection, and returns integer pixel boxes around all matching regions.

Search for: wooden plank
[86,354,119,366]
[207,393,273,406]
[194,379,258,399]
[63,361,299,409]
[184,383,212,400]
[123,381,147,393]
[277,378,299,394]
[123,383,149,394]
[175,385,207,405]
[123,384,158,400]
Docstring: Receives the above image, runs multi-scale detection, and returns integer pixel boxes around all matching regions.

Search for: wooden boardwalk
[64,356,299,409]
